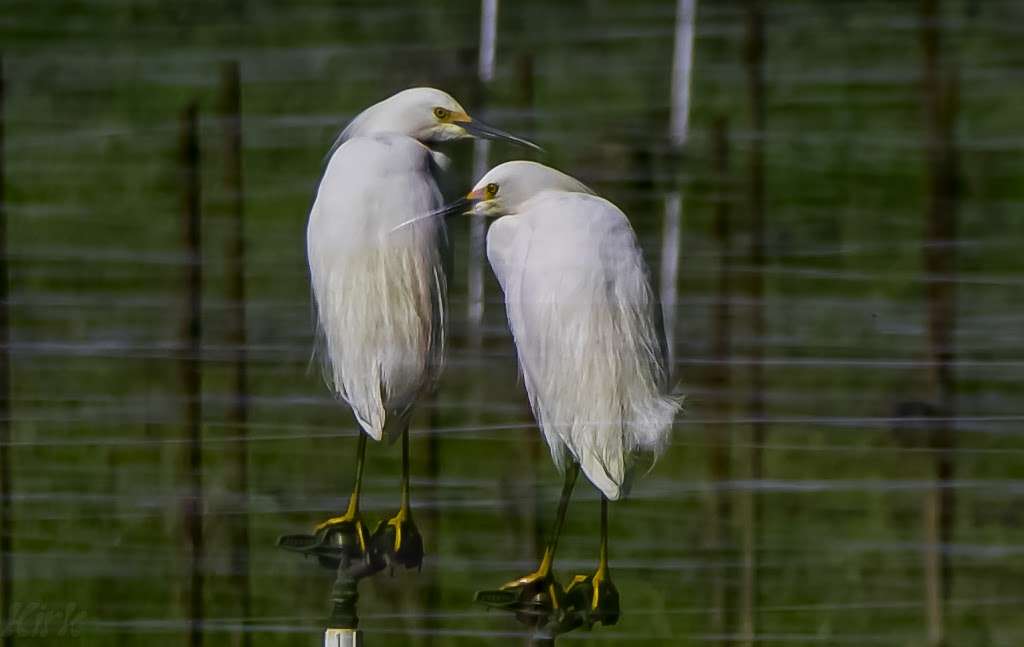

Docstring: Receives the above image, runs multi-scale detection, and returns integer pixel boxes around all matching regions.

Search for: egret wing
[489,191,679,499]
[307,134,448,441]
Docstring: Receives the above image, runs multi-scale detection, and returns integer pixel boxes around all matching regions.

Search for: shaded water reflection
[2,0,1024,645]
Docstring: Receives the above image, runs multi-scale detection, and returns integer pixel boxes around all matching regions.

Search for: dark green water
[1,0,1023,645]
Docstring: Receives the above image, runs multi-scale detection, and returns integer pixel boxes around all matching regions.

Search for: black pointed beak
[390,196,478,234]
[454,119,542,151]
[429,196,474,219]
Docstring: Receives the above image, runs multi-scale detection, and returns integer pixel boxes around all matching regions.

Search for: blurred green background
[1,0,1023,645]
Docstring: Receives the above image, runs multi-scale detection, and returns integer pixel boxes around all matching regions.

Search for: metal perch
[475,573,620,645]
[279,514,408,645]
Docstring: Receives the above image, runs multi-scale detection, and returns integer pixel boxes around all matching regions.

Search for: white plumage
[479,161,681,499]
[306,88,475,442]
[308,134,447,441]
[306,87,537,444]
[301,88,539,559]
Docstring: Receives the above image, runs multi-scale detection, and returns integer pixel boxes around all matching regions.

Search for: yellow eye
[485,183,499,198]
[433,107,450,120]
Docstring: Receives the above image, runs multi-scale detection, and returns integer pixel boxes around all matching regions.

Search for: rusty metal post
[0,53,14,647]
[218,60,252,647]
[178,101,205,647]
[740,2,766,644]
[919,2,960,645]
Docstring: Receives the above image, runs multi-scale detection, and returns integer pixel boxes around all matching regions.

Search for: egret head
[425,161,593,223]
[465,161,595,217]
[341,87,539,149]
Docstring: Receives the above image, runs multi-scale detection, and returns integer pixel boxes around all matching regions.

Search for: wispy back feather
[488,191,682,499]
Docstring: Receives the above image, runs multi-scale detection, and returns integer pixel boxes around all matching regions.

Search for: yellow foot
[590,568,619,624]
[565,568,620,626]
[499,567,564,612]
[501,568,551,591]
[313,512,369,556]
[369,507,424,570]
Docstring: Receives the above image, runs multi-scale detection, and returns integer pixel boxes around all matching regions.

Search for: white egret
[440,160,682,618]
[306,88,538,569]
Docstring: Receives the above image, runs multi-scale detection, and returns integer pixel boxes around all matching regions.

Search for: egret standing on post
[442,161,682,623]
[305,89,538,569]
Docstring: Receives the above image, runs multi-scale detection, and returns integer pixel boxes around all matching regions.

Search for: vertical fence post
[421,401,442,647]
[219,60,251,647]
[467,0,499,335]
[669,0,697,150]
[740,1,766,645]
[661,0,697,368]
[919,1,960,645]
[709,115,734,643]
[0,54,14,647]
[179,102,205,647]
[660,193,681,366]
[514,49,545,564]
